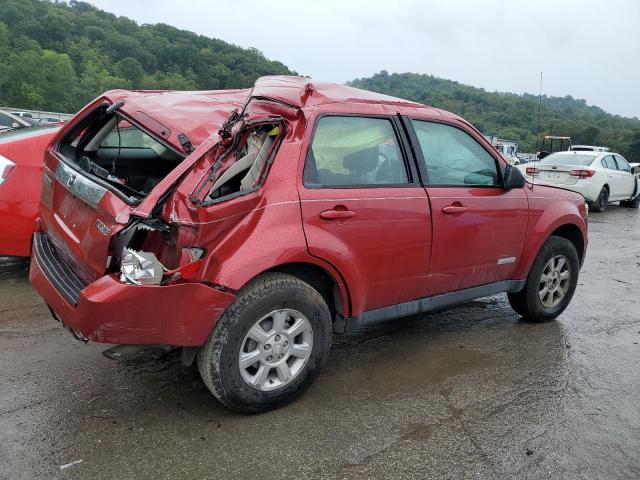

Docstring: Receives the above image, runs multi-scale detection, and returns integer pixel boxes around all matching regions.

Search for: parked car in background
[29,76,588,412]
[0,124,60,256]
[0,110,38,132]
[37,117,64,125]
[10,111,34,119]
[522,151,640,212]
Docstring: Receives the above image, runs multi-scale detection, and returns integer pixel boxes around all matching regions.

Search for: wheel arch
[515,208,588,279]
[549,223,585,266]
[255,261,351,319]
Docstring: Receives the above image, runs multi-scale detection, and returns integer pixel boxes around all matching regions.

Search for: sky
[88,0,640,119]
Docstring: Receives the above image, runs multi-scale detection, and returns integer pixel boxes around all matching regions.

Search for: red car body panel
[102,88,249,152]
[513,184,589,279]
[29,76,588,346]
[29,260,235,345]
[0,126,60,257]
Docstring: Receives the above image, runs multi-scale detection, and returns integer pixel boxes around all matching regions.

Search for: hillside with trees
[350,71,640,159]
[0,0,293,112]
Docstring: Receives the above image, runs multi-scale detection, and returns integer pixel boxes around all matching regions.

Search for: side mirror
[504,164,525,190]
[11,122,20,128]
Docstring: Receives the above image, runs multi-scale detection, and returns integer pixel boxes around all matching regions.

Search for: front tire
[198,273,332,413]
[620,193,640,209]
[508,236,579,322]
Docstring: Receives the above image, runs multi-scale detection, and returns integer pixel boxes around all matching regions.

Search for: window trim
[601,155,616,170]
[614,154,631,173]
[400,116,507,188]
[196,118,287,207]
[302,113,419,190]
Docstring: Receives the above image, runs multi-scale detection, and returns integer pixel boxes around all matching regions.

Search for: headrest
[343,146,378,174]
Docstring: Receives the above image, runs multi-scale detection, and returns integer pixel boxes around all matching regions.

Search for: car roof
[102,76,461,149]
[251,76,423,109]
[252,76,459,118]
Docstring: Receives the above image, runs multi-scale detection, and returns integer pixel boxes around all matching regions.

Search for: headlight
[120,249,164,285]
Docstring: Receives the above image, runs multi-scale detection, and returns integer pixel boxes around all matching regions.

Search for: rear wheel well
[550,224,584,264]
[266,263,344,317]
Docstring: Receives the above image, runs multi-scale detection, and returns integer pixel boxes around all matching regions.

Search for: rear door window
[411,120,499,186]
[602,155,617,170]
[303,116,409,187]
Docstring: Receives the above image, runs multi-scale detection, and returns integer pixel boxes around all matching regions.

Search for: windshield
[539,153,596,166]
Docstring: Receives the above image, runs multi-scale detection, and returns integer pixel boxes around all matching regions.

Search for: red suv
[29,76,588,412]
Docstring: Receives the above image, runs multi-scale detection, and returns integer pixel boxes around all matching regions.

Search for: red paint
[29,259,235,345]
[0,126,60,257]
[424,186,529,295]
[30,76,588,346]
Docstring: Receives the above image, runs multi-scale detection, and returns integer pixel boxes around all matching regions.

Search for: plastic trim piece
[335,280,526,333]
[55,160,107,209]
[32,232,87,305]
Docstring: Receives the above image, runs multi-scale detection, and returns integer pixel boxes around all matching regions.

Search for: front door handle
[319,208,356,220]
[442,204,468,214]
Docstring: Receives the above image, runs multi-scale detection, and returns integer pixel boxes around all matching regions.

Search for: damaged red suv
[30,76,588,412]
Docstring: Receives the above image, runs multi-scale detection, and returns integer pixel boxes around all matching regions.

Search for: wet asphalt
[1,206,639,480]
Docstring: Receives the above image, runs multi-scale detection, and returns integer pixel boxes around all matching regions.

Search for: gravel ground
[1,205,639,479]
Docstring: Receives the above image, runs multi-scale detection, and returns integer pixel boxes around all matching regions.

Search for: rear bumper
[29,233,236,346]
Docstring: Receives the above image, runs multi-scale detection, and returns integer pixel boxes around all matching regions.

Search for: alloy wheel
[538,255,571,308]
[238,309,313,391]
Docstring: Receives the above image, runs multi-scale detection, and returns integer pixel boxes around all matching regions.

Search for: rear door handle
[442,204,468,214]
[319,208,356,220]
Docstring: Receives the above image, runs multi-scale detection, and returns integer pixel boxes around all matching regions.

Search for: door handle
[319,208,356,220]
[442,204,468,214]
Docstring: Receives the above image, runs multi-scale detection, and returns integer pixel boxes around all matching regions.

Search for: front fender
[515,189,588,279]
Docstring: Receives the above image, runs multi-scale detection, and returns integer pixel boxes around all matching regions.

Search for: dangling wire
[112,116,122,176]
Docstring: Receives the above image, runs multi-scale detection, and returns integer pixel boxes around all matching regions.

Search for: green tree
[0,0,295,111]
[626,130,640,162]
[116,57,144,87]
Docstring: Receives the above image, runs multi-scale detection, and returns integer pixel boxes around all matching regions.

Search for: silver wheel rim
[238,308,313,391]
[538,255,571,308]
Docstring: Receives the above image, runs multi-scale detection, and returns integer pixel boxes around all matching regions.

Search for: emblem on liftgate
[95,220,110,236]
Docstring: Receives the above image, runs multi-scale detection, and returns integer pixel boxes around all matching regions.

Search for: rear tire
[198,273,332,413]
[590,186,609,213]
[508,236,579,322]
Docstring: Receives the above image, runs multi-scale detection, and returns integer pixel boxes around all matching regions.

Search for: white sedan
[520,151,640,212]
